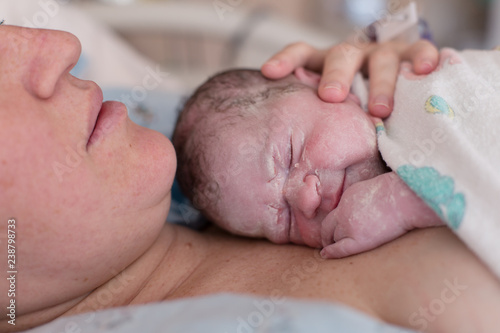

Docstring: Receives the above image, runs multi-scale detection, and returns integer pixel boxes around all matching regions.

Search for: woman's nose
[284,173,321,220]
[24,28,82,99]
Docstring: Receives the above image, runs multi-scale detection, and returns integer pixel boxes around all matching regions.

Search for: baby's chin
[293,234,323,249]
[283,218,322,249]
[218,218,269,242]
[258,221,290,244]
[265,229,290,244]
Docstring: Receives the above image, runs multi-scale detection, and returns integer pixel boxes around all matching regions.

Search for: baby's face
[209,74,386,248]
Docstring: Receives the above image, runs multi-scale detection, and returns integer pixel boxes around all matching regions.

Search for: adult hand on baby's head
[261,39,439,118]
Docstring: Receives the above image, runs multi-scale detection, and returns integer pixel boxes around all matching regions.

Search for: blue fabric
[102,87,181,139]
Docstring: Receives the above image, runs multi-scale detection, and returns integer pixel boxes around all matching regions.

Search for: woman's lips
[86,83,104,139]
[87,101,128,147]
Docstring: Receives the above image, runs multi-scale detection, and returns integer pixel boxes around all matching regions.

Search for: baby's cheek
[323,118,377,169]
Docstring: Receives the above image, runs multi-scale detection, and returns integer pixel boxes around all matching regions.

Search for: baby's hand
[320,172,442,258]
[261,40,438,118]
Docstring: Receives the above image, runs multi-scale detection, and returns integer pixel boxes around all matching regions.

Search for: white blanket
[370,48,500,279]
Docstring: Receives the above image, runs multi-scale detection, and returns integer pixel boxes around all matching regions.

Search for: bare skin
[5,225,500,333]
[1,26,498,333]
[190,69,444,257]
[262,40,439,117]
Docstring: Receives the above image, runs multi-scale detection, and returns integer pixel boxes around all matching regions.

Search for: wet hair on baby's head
[172,69,301,220]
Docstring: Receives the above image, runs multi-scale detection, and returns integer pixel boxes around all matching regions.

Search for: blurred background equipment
[76,0,339,91]
[75,0,492,92]
[7,0,490,92]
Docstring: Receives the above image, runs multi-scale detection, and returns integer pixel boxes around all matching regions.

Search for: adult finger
[261,42,325,79]
[317,42,369,103]
[402,39,439,75]
[367,46,401,118]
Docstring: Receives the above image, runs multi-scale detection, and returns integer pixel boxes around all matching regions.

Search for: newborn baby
[173,68,442,258]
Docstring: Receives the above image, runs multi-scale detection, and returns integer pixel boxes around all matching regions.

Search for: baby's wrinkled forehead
[213,113,270,159]
[207,122,286,240]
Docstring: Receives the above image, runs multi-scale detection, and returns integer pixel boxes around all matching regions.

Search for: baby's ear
[294,67,321,88]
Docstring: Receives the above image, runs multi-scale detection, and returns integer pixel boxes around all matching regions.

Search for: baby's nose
[284,174,321,220]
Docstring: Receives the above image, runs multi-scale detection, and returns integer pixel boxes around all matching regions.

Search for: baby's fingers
[320,237,368,258]
[261,42,325,79]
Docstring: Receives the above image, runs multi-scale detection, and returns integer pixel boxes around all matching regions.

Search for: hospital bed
[1,1,418,332]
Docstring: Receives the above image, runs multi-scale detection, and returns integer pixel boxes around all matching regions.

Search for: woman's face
[0,26,175,307]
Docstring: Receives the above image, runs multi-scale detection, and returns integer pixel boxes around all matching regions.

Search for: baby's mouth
[317,170,346,213]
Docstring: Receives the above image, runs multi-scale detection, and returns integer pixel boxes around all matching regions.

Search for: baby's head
[173,68,384,247]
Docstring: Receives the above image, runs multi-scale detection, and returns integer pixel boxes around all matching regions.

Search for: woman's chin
[130,124,177,199]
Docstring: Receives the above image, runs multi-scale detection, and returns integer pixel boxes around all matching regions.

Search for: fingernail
[324,81,343,92]
[420,60,433,73]
[372,95,390,109]
[264,60,281,67]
